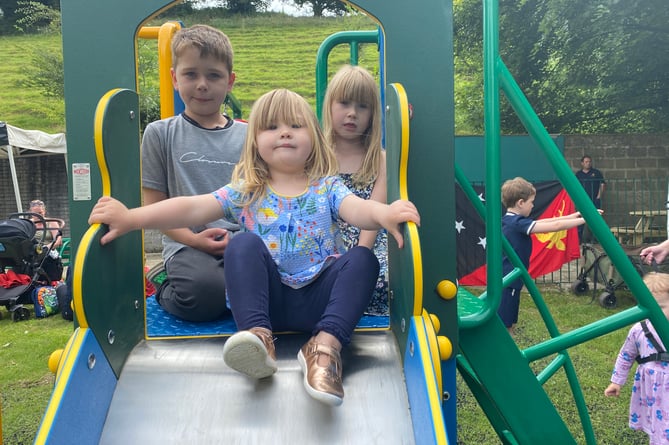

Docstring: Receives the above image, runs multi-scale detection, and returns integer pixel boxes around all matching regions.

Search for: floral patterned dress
[610,321,669,444]
[337,173,389,316]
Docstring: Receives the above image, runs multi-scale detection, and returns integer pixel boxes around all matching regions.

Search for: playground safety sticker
[72,163,91,201]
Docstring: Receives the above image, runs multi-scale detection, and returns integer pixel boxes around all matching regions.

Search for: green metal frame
[454,0,669,443]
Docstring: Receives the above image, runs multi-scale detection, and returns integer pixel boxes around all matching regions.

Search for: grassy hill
[0,13,379,134]
[0,33,65,133]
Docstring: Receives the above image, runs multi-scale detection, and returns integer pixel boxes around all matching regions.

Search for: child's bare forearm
[343,198,417,230]
[533,209,603,233]
[132,196,215,229]
[340,195,385,230]
[532,217,586,233]
[89,194,222,244]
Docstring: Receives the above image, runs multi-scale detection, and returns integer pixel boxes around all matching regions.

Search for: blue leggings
[224,232,379,346]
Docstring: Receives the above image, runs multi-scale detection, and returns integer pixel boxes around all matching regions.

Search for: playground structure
[29,0,669,444]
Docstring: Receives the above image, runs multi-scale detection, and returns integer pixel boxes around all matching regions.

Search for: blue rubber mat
[146,296,390,339]
[146,296,236,338]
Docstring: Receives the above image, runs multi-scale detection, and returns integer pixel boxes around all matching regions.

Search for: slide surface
[99,331,415,444]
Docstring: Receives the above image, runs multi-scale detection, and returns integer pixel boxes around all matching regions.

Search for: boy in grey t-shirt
[142,25,247,322]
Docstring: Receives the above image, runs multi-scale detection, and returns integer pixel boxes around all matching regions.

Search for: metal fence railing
[536,177,669,289]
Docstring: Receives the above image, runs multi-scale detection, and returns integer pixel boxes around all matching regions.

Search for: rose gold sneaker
[297,338,344,406]
[223,327,277,379]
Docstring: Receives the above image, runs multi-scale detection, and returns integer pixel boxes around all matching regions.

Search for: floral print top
[337,173,389,316]
[610,320,669,443]
[212,176,351,288]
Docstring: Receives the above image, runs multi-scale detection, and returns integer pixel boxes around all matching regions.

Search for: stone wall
[564,134,669,230]
[2,133,668,252]
[564,134,669,180]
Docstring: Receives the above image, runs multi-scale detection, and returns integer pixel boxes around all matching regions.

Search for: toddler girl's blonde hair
[231,89,338,206]
[322,65,383,186]
[643,272,669,319]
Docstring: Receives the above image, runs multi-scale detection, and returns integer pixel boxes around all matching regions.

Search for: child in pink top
[605,272,669,444]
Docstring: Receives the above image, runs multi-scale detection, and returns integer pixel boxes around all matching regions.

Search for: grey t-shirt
[141,114,247,260]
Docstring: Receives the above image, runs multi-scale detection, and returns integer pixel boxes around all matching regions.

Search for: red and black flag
[456,180,580,285]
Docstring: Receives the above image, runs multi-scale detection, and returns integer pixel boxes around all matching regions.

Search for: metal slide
[99,333,413,444]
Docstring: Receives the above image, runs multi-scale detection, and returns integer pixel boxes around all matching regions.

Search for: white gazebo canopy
[0,123,67,212]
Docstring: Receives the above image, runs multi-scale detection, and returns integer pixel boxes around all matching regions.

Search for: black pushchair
[571,243,668,309]
[0,213,65,321]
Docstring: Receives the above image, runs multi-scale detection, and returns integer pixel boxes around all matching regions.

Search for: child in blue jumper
[499,177,599,332]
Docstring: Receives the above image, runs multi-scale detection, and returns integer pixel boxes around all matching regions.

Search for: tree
[13,1,60,33]
[0,0,22,33]
[290,0,348,17]
[219,0,270,14]
[0,0,58,34]
[454,0,669,134]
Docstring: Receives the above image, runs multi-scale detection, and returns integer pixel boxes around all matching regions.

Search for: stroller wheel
[11,306,31,322]
[599,292,617,309]
[570,279,589,295]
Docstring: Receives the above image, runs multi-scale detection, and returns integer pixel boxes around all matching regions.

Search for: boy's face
[171,47,235,123]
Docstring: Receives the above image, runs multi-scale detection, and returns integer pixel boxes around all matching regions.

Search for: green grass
[0,34,65,133]
[457,287,649,444]
[0,285,653,444]
[0,308,72,444]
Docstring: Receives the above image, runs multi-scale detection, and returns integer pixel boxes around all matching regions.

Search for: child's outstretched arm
[339,195,420,248]
[88,194,224,245]
[532,209,603,234]
[641,239,669,265]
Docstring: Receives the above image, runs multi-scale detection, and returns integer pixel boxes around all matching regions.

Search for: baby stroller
[0,213,65,321]
[571,243,668,309]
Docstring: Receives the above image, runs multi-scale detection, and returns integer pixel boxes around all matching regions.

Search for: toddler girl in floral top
[89,88,420,406]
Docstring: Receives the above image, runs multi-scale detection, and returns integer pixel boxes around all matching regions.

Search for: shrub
[20,49,64,98]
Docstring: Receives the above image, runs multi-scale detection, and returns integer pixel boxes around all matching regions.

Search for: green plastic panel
[80,89,144,377]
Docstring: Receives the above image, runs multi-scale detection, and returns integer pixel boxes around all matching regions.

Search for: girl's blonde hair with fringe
[230,89,338,206]
[321,65,383,187]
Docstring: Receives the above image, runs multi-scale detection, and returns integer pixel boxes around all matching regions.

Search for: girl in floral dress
[322,65,388,316]
[605,272,669,444]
